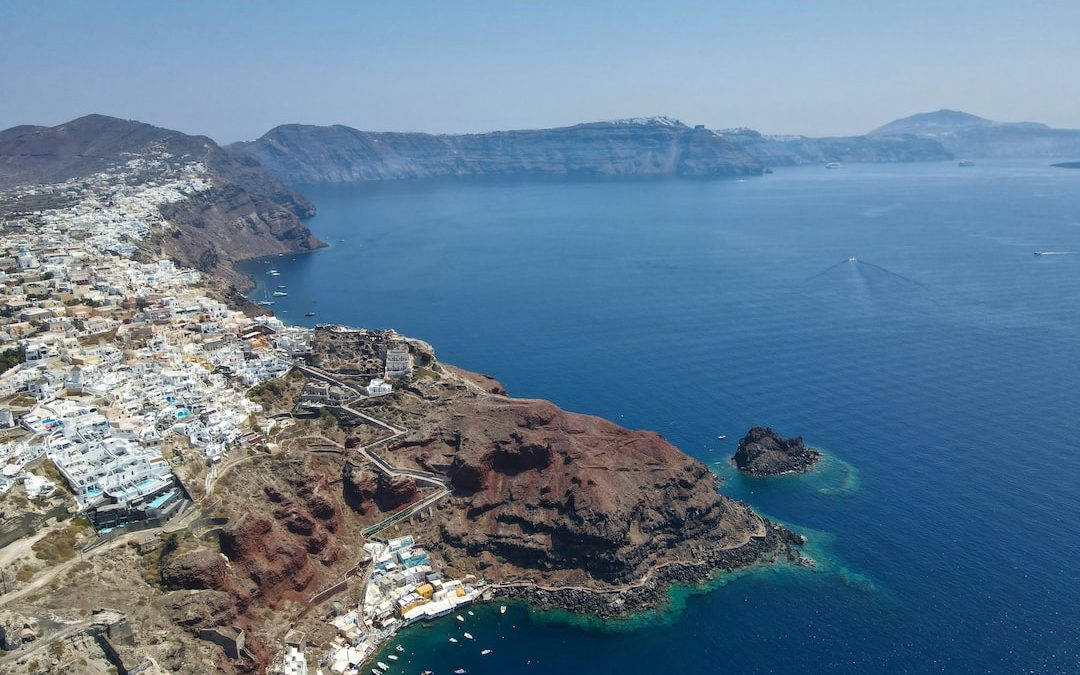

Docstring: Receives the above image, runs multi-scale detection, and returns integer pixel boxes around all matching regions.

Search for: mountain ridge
[0,114,323,291]
[228,116,764,183]
[227,109,1080,185]
[868,108,1080,157]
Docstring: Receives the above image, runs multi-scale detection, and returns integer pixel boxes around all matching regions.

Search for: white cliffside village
[0,159,407,534]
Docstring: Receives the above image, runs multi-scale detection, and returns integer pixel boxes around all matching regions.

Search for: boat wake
[805,257,925,287]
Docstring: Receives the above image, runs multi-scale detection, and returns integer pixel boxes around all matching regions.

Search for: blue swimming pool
[147,490,174,509]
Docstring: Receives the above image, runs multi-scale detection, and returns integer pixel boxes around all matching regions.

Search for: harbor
[317,534,487,675]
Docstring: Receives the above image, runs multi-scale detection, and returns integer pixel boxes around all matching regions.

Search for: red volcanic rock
[377,474,419,511]
[161,550,230,591]
[221,513,318,598]
[416,397,762,583]
[343,463,418,513]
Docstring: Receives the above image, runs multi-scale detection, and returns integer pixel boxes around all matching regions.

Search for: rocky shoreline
[733,426,822,477]
[489,519,806,618]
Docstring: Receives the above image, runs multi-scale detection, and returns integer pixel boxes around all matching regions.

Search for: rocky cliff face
[342,461,419,513]
[429,397,765,583]
[0,114,322,285]
[720,128,953,165]
[158,458,351,673]
[228,117,764,183]
[732,426,821,476]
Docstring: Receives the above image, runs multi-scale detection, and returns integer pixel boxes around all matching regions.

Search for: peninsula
[0,115,803,674]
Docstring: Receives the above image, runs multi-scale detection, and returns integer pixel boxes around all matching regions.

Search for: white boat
[717,434,726,440]
[257,300,274,306]
[825,162,841,169]
[455,670,467,674]
[449,637,458,643]
[396,645,404,652]
[481,649,493,655]
[958,159,975,167]
[499,606,506,614]
[273,291,288,297]
[468,611,475,616]
[463,632,474,640]
[388,655,398,661]
[376,663,389,672]
[456,615,464,622]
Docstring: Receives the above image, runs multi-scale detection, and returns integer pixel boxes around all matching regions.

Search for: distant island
[733,427,822,476]
[227,116,952,184]
[228,109,1080,186]
[869,109,1080,159]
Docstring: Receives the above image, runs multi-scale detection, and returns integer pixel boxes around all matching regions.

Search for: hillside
[0,115,323,287]
[869,109,1080,158]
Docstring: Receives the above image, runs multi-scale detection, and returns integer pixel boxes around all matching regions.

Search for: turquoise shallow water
[242,160,1080,673]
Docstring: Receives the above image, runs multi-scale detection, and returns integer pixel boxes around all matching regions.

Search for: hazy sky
[3,0,1079,143]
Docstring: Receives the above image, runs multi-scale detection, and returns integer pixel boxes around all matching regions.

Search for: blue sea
[241,160,1080,674]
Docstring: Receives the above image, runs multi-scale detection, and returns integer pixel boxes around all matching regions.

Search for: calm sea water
[241,160,1080,674]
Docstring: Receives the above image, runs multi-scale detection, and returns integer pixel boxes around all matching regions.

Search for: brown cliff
[732,426,822,476]
[0,114,323,290]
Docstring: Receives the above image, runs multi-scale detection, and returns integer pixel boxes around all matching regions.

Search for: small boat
[455,670,467,674]
[273,291,288,297]
[305,311,316,317]
[825,162,841,169]
[456,615,464,622]
[276,284,287,289]
[463,632,474,640]
[372,670,380,675]
[958,159,975,167]
[421,672,433,675]
[267,269,279,275]
[387,654,398,661]
[257,300,274,306]
[376,663,389,672]
[449,637,458,643]
[395,645,404,653]
[481,649,493,655]
[499,606,506,614]
[717,434,726,440]
[467,610,474,616]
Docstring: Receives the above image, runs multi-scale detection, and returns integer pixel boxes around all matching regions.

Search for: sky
[2,0,1079,143]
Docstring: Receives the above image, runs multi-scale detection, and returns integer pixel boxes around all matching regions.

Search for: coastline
[360,516,805,672]
[228,225,814,672]
[488,517,804,618]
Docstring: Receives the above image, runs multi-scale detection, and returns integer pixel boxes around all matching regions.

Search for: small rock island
[733,426,822,476]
